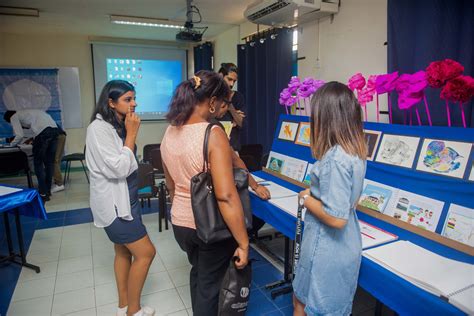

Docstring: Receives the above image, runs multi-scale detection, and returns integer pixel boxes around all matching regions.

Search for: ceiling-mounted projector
[175,1,207,42]
[176,21,205,42]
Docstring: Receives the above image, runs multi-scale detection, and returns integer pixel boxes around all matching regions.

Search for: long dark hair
[91,80,135,137]
[310,81,367,160]
[166,70,230,126]
[218,62,238,76]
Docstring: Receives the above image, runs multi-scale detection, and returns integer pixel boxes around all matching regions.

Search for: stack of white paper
[364,241,474,314]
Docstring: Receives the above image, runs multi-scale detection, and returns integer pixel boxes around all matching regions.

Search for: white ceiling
[0,0,257,41]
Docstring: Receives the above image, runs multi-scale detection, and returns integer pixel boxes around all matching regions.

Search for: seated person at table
[293,82,367,315]
[3,109,59,201]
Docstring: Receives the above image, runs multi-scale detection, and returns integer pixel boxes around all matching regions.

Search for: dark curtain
[238,28,293,154]
[388,0,474,127]
[194,42,213,73]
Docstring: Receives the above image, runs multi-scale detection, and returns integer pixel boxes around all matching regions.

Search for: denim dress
[293,145,366,315]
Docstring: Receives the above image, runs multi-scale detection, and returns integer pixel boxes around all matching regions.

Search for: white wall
[211,26,240,72]
[0,32,190,155]
[297,0,388,122]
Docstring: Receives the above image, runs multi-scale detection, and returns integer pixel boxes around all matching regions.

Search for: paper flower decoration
[348,73,366,91]
[440,75,474,127]
[375,72,399,124]
[395,71,429,126]
[426,59,464,88]
[375,72,399,94]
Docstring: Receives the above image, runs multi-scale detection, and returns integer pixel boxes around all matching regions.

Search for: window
[292,28,298,76]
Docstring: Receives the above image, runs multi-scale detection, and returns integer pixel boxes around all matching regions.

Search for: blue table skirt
[250,171,470,315]
[0,185,47,220]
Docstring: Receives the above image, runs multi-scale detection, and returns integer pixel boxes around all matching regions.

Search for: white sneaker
[142,306,155,316]
[116,306,127,316]
[51,184,65,193]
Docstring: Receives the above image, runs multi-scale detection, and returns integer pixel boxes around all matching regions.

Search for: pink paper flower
[396,71,428,110]
[426,59,464,88]
[348,73,366,91]
[375,72,399,94]
[440,75,474,103]
[357,87,374,105]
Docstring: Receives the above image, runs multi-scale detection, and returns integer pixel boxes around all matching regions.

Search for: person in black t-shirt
[218,63,246,152]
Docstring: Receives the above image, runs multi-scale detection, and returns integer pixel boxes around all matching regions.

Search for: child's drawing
[375,134,420,168]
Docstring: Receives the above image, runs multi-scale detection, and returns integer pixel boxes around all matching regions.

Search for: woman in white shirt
[86,80,156,316]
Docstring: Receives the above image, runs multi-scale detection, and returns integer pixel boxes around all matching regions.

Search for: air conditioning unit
[244,0,339,26]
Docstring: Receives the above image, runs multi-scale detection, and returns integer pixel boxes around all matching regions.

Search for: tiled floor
[1,171,385,316]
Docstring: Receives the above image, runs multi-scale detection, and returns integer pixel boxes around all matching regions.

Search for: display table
[250,170,472,315]
[0,185,47,272]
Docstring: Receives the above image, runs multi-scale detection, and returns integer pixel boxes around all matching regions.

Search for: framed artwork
[364,129,382,161]
[375,134,420,168]
[277,121,299,141]
[295,122,311,146]
[415,139,472,179]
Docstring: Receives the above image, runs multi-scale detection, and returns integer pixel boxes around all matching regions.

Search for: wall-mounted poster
[384,190,444,232]
[295,122,311,146]
[441,204,474,247]
[415,139,472,179]
[364,129,382,161]
[375,134,420,168]
[278,121,299,142]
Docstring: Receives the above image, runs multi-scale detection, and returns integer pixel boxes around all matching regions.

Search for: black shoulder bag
[191,123,253,244]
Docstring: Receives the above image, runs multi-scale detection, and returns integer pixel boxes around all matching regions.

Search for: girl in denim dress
[293,82,367,315]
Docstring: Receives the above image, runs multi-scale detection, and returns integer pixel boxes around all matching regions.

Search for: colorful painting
[384,190,444,232]
[441,204,474,247]
[358,184,394,213]
[268,157,284,173]
[295,122,311,146]
[415,139,472,179]
[278,121,299,141]
[375,134,420,168]
[364,129,382,161]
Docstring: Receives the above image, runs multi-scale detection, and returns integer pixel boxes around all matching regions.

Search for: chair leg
[65,161,70,185]
[80,160,89,183]
[147,198,151,208]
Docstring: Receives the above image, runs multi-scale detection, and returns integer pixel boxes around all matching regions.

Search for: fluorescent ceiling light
[110,15,184,29]
[0,6,39,17]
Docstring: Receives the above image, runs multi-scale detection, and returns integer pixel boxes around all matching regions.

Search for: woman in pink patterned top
[161,70,249,316]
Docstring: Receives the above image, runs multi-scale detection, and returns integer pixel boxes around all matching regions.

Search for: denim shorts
[104,203,147,244]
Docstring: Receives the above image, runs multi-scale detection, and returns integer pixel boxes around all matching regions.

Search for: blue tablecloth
[251,171,470,315]
[0,185,47,220]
